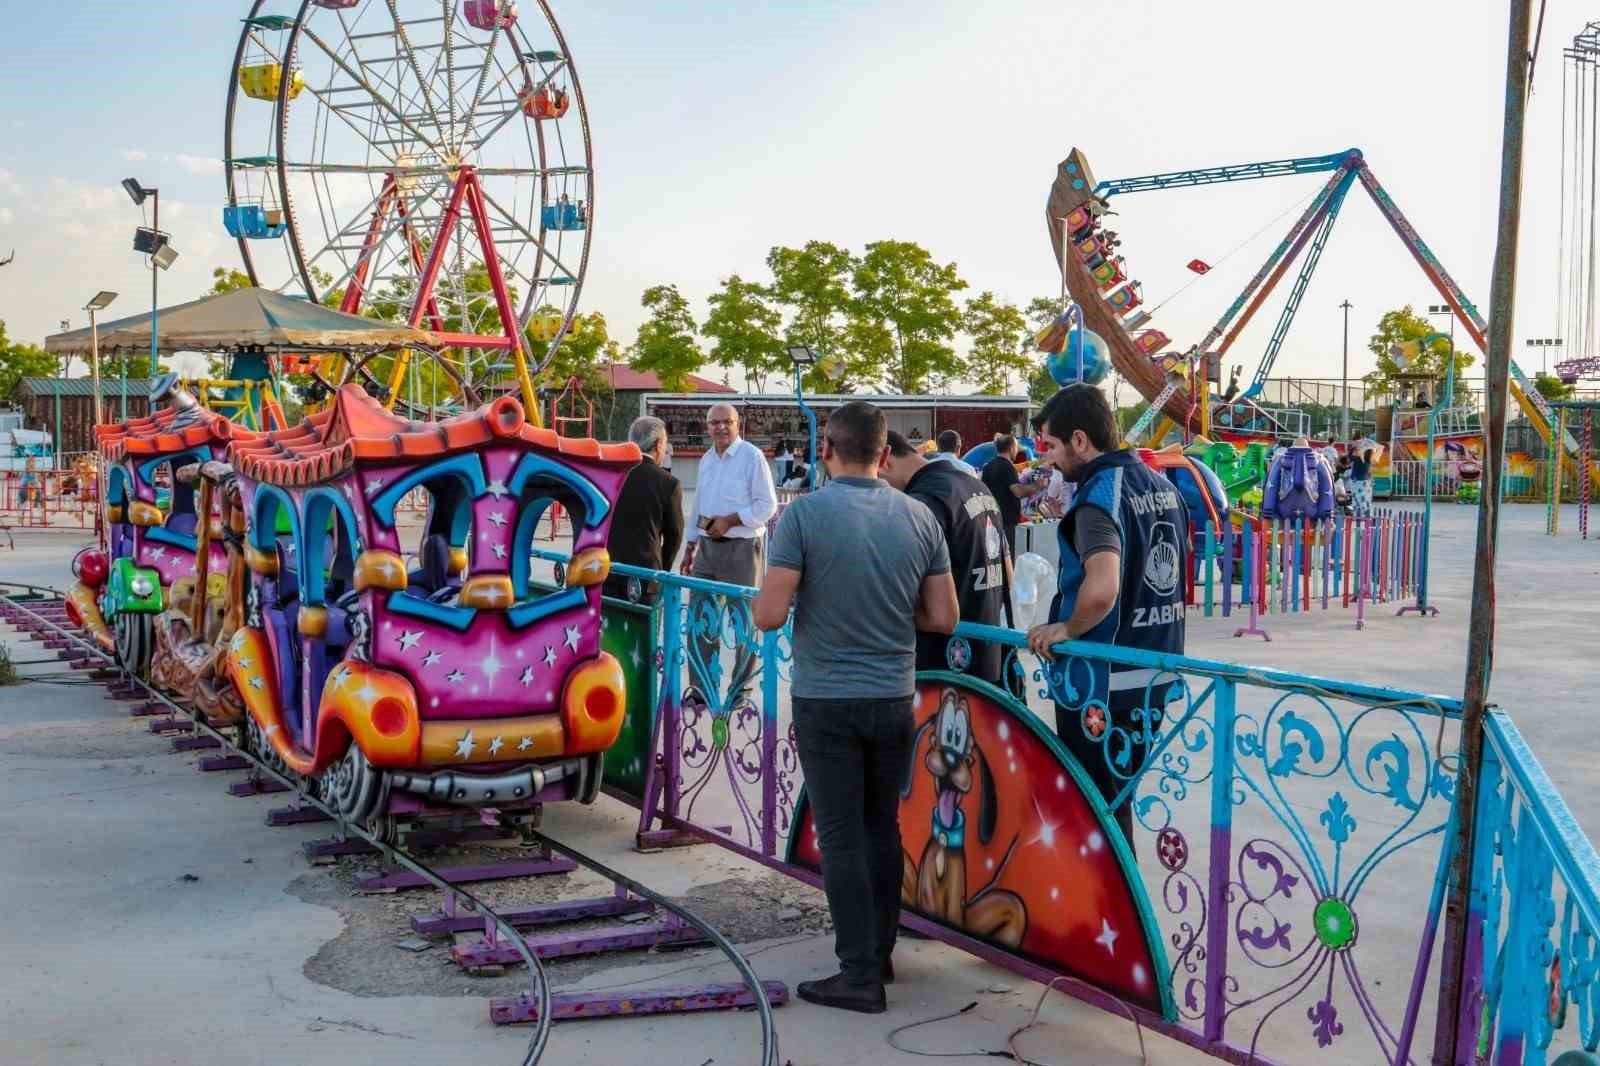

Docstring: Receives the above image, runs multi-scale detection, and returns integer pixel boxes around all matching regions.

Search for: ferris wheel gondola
[223,0,593,407]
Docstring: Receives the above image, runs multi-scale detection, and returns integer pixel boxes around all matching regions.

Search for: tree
[207,266,252,295]
[630,284,704,392]
[1534,371,1576,403]
[766,241,860,391]
[537,309,617,396]
[0,320,58,403]
[1362,305,1475,397]
[849,240,968,394]
[703,275,785,393]
[962,292,1032,395]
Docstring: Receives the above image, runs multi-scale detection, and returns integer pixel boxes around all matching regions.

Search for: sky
[0,0,1590,394]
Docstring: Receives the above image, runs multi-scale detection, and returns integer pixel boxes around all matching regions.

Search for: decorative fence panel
[524,549,1600,1065]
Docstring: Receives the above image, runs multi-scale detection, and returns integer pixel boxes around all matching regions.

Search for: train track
[0,582,780,1066]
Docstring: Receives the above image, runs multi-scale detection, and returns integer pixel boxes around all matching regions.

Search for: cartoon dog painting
[902,688,1027,948]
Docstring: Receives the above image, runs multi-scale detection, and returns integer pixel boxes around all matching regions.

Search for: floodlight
[151,243,179,271]
[786,344,818,366]
[121,178,151,205]
[84,291,118,311]
[132,227,169,255]
[1428,304,1451,314]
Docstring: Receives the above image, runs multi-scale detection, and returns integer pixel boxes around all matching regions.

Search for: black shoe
[796,972,886,1014]
[881,958,895,984]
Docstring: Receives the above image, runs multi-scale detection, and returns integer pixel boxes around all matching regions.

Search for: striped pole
[1203,520,1216,618]
[1233,516,1269,640]
[1222,517,1234,618]
[1582,413,1592,540]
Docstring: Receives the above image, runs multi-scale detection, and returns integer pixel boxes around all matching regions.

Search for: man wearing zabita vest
[1025,384,1188,845]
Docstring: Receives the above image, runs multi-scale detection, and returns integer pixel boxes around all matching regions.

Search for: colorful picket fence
[1187,509,1425,638]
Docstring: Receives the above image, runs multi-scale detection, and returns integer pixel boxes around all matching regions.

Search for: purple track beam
[488,980,789,1026]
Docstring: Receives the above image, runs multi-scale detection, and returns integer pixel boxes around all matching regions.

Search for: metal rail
[0,584,779,1066]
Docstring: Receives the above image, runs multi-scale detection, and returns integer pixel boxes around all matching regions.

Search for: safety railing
[528,545,1600,1064]
[1469,711,1600,1064]
[1185,512,1423,636]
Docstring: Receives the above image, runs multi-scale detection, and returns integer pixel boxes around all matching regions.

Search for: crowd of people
[603,390,1190,1015]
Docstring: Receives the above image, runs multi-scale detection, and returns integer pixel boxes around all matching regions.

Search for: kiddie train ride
[68,380,640,837]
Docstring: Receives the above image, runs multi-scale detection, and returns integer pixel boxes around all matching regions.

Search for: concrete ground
[0,502,1595,1066]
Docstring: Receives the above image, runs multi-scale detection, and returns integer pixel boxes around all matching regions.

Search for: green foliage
[766,241,861,391]
[703,275,785,393]
[1025,295,1068,330]
[963,292,1032,395]
[1534,371,1576,403]
[1362,305,1474,396]
[540,309,618,396]
[849,240,968,393]
[630,284,704,392]
[0,320,59,402]
[207,266,252,295]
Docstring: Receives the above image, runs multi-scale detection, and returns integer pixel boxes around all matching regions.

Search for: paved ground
[0,502,1594,1066]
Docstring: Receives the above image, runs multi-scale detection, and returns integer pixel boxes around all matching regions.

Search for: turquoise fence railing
[528,547,1600,1065]
[1468,711,1600,1064]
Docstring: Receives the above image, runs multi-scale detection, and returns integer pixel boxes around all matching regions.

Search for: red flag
[1187,259,1211,274]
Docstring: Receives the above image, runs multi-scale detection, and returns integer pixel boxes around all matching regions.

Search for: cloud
[174,154,223,176]
[121,149,148,162]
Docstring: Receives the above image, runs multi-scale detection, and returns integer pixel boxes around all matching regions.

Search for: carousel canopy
[44,287,441,355]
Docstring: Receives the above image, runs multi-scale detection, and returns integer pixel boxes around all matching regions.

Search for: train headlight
[130,574,155,598]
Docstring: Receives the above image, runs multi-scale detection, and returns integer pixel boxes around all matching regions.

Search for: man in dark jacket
[1024,385,1188,844]
[604,416,684,603]
[880,430,1008,686]
[981,434,1043,555]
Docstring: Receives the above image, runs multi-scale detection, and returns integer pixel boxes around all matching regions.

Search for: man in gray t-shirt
[755,401,958,1015]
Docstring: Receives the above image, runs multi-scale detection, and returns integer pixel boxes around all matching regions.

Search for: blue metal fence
[530,547,1600,1065]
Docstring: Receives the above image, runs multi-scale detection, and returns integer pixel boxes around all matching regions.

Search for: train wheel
[321,744,389,827]
[113,612,154,679]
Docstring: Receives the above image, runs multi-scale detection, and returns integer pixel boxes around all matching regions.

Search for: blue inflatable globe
[1047,328,1111,386]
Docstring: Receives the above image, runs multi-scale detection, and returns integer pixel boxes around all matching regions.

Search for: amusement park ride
[1047,146,1584,483]
[222,0,592,419]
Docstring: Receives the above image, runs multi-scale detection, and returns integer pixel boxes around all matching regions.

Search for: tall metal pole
[150,189,160,378]
[1340,299,1353,440]
[1431,0,1532,1060]
[89,308,103,429]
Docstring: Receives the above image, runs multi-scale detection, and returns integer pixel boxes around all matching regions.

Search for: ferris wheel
[223,0,593,402]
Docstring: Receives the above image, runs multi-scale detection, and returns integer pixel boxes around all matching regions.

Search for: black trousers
[1054,700,1164,846]
[793,695,915,983]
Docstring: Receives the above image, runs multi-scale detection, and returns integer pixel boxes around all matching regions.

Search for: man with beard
[1023,384,1189,844]
[880,430,1008,686]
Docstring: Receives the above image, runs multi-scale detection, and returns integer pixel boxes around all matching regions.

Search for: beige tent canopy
[45,287,442,354]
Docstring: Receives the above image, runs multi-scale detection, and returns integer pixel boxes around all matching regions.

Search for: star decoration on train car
[455,731,475,759]
[519,666,534,686]
[563,625,581,651]
[487,479,508,498]
[1095,918,1118,955]
[446,669,465,683]
[482,641,504,687]
[543,645,558,667]
[396,629,422,651]
[517,737,533,751]
[422,650,442,667]
[487,510,507,527]
[488,736,504,756]
[491,543,507,559]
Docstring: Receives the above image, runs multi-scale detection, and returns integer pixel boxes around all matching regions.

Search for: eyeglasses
[707,419,735,428]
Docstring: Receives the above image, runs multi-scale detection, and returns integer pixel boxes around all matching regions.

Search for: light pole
[83,292,118,428]
[1398,329,1454,618]
[84,291,118,545]
[1525,337,1563,375]
[786,345,819,491]
[1339,300,1353,440]
[123,178,178,388]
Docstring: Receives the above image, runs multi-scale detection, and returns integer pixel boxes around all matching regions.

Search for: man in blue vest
[1024,384,1188,844]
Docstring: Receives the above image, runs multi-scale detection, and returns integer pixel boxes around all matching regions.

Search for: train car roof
[230,384,639,488]
[95,395,254,462]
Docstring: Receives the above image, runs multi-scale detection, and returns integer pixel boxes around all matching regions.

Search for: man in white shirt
[681,404,778,587]
[682,404,778,689]
[927,429,979,477]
